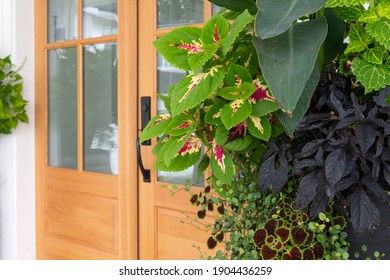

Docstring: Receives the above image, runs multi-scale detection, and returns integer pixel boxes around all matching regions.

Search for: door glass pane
[48,0,78,43]
[157,54,204,186]
[48,48,78,169]
[83,43,118,175]
[212,4,222,15]
[83,0,118,39]
[157,0,204,28]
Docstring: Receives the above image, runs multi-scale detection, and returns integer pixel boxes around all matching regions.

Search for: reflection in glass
[83,43,118,175]
[83,0,118,38]
[48,48,78,169]
[157,0,204,28]
[48,0,78,43]
[157,54,204,186]
[212,4,222,15]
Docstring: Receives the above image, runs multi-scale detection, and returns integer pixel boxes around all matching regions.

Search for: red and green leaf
[221,10,255,54]
[217,83,257,101]
[140,114,171,142]
[220,99,252,130]
[248,116,271,141]
[204,98,227,125]
[153,27,202,71]
[211,140,234,185]
[226,64,252,86]
[202,14,230,48]
[156,134,202,172]
[164,114,195,136]
[172,67,225,116]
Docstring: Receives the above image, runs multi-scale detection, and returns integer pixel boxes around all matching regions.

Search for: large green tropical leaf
[277,63,321,136]
[255,0,327,39]
[253,17,328,114]
[209,0,258,14]
[323,8,346,65]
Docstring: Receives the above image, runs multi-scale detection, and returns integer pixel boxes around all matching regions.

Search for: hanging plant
[0,56,29,134]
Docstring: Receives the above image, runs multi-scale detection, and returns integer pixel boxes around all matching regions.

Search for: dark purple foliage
[258,68,390,236]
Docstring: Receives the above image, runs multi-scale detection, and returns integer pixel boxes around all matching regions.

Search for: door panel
[35,0,138,259]
[138,0,221,260]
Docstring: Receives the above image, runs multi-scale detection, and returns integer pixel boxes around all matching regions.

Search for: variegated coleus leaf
[217,82,257,101]
[221,10,255,54]
[201,14,230,49]
[156,136,202,172]
[250,79,279,117]
[220,99,252,130]
[140,114,171,143]
[164,114,195,136]
[211,139,234,185]
[171,67,225,116]
[153,27,202,71]
[155,134,202,171]
[248,115,272,141]
[204,98,227,125]
[226,64,253,87]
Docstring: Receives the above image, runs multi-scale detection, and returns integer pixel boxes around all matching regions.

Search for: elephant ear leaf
[254,17,328,114]
[209,0,258,14]
[255,0,328,39]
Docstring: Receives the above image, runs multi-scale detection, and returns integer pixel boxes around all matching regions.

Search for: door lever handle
[136,138,151,182]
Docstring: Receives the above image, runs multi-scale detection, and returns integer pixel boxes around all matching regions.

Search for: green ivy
[0,56,29,134]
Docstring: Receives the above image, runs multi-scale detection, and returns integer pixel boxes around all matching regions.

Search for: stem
[370,0,375,9]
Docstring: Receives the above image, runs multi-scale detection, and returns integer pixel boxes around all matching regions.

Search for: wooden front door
[138,0,220,259]
[35,0,219,260]
[35,0,138,259]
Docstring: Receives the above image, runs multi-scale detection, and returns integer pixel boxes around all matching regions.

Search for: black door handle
[136,138,150,182]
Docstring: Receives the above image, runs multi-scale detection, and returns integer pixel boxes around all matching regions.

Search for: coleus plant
[140,10,281,186]
[253,199,349,260]
[259,67,390,237]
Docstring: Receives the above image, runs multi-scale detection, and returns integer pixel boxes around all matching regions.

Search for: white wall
[0,0,35,259]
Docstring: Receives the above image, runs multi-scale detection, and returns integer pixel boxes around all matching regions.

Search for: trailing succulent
[259,69,390,237]
[0,56,28,134]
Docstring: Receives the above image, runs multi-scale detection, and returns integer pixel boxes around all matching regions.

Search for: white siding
[0,0,35,259]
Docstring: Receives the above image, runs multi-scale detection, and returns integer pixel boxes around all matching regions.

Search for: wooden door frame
[34,0,138,259]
